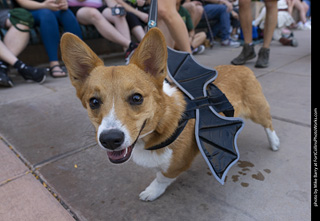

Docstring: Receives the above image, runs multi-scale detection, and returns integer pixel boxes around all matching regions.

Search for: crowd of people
[0,0,311,88]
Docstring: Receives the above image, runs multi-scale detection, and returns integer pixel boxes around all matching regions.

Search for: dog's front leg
[139,171,176,201]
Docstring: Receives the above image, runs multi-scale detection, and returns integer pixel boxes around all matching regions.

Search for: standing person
[15,0,83,78]
[231,0,278,68]
[158,0,192,53]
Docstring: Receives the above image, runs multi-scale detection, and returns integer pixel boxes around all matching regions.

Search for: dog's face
[61,28,169,164]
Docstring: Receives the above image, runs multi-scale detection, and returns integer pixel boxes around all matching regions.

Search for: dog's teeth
[123,148,128,158]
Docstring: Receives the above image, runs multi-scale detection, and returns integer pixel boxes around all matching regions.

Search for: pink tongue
[107,148,127,161]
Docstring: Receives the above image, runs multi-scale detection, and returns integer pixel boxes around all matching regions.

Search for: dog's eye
[129,93,143,105]
[89,97,101,110]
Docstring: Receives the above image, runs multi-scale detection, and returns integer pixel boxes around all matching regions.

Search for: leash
[147,0,157,31]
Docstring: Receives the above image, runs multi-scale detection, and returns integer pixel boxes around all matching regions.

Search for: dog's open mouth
[107,145,134,164]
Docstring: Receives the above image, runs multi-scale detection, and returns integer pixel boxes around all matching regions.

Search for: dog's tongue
[107,146,133,164]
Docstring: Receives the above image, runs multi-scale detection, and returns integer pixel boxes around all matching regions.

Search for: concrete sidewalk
[0,30,311,221]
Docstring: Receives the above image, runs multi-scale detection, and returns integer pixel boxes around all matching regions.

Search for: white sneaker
[192,45,205,55]
[221,39,240,48]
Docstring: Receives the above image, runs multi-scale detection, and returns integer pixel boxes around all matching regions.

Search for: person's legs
[31,9,66,76]
[255,0,277,68]
[204,4,230,41]
[183,1,203,27]
[102,8,131,45]
[76,7,131,49]
[231,0,255,65]
[239,0,252,44]
[262,0,278,49]
[3,20,30,56]
[31,9,60,62]
[126,12,145,42]
[158,0,191,52]
[0,40,18,65]
[55,9,82,39]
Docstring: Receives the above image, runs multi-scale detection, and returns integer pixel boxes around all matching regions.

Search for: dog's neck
[141,81,186,150]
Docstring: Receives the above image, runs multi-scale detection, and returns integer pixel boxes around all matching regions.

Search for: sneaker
[255,47,270,68]
[192,45,205,55]
[125,42,139,64]
[279,36,298,47]
[0,65,14,87]
[221,39,240,47]
[304,21,311,30]
[18,64,47,84]
[231,43,256,65]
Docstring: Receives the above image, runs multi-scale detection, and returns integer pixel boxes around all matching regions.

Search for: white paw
[139,172,176,201]
[139,184,166,201]
[265,128,280,151]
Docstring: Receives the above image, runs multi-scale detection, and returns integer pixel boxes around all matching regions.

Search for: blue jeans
[303,0,311,17]
[30,9,82,62]
[203,4,231,41]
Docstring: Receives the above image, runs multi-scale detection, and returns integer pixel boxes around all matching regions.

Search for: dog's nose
[99,129,125,150]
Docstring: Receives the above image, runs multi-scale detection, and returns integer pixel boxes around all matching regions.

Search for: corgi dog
[60,28,280,201]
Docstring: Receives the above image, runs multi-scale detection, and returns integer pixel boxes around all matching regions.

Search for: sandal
[49,65,68,78]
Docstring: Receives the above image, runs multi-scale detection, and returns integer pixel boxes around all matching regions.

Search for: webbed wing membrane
[147,0,244,184]
[167,48,244,184]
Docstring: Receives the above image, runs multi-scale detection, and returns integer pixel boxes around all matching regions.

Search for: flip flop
[49,65,68,78]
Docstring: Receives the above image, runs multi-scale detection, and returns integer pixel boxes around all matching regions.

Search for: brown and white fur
[60,28,280,201]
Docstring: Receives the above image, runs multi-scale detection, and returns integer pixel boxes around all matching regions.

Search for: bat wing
[167,48,244,184]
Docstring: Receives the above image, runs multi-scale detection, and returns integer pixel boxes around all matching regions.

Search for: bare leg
[158,0,191,53]
[131,26,146,42]
[0,40,18,65]
[3,22,30,56]
[102,8,131,44]
[76,7,131,49]
[239,0,252,44]
[262,1,278,49]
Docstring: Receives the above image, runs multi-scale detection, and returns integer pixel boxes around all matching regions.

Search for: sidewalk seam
[0,135,80,221]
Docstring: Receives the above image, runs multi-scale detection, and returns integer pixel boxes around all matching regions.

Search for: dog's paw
[139,184,165,201]
[139,172,176,201]
[265,128,280,151]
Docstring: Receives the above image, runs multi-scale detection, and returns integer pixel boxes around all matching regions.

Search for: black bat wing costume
[146,0,244,184]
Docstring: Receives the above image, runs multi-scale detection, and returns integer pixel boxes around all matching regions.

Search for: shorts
[69,5,108,16]
[126,12,146,30]
[0,9,9,29]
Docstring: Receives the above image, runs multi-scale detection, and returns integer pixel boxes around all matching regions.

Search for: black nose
[99,129,125,150]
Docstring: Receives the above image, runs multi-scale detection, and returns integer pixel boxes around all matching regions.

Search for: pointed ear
[130,28,167,80]
[60,33,104,89]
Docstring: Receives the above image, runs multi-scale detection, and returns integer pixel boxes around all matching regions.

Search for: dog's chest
[132,141,172,172]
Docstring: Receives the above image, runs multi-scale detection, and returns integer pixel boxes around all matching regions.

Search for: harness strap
[146,83,234,151]
[146,118,188,151]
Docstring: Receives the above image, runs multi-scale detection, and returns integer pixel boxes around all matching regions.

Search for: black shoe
[0,63,14,87]
[125,42,139,64]
[231,43,256,65]
[255,47,270,68]
[15,61,47,84]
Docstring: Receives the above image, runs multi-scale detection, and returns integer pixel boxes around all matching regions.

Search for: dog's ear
[60,33,104,89]
[130,28,167,81]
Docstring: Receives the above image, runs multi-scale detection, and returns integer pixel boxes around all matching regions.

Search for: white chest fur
[132,140,173,172]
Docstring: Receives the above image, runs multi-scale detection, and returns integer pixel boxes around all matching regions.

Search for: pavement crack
[271,115,311,128]
[32,144,96,170]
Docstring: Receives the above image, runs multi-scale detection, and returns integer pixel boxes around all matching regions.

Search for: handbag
[9,8,34,32]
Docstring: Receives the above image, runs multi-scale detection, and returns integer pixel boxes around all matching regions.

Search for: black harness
[145,0,244,185]
[146,48,244,185]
